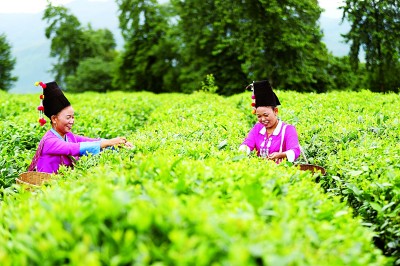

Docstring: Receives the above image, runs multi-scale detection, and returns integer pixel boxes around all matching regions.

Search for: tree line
[1,0,399,94]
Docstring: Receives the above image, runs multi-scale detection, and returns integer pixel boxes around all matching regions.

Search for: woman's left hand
[267,152,285,161]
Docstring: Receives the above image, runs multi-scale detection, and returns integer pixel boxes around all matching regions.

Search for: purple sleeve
[70,133,101,143]
[284,125,301,160]
[241,124,258,151]
[42,137,81,156]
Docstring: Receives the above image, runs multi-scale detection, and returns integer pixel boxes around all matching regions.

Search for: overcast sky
[0,0,97,13]
[1,0,344,18]
[319,0,343,18]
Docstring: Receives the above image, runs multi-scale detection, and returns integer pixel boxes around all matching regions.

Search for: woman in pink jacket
[239,80,301,163]
[29,81,132,174]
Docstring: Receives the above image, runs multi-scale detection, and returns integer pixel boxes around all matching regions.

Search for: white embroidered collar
[259,120,283,136]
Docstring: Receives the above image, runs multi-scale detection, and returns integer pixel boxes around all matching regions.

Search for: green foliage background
[40,0,393,94]
[0,34,18,91]
[0,89,399,264]
[2,0,400,93]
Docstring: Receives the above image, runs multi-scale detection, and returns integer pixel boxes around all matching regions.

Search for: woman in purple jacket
[239,80,301,163]
[29,81,132,174]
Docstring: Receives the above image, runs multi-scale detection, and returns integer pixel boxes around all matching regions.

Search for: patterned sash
[28,135,48,171]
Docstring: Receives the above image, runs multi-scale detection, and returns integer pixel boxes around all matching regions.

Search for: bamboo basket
[296,164,326,175]
[16,171,52,189]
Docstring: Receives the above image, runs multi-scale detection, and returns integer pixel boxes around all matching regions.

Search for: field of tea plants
[0,89,399,265]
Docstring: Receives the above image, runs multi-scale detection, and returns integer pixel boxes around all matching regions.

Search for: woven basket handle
[301,146,309,164]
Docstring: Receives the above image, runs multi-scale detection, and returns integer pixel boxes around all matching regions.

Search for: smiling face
[51,105,74,137]
[256,106,278,129]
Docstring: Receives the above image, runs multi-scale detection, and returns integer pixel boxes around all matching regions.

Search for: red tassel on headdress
[251,86,256,114]
[35,81,47,89]
[35,81,47,126]
[39,118,46,126]
[246,82,257,114]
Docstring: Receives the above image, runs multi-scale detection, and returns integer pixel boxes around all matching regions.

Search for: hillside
[0,0,350,93]
[0,0,122,93]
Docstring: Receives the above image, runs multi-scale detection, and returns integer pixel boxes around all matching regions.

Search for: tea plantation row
[0,90,398,265]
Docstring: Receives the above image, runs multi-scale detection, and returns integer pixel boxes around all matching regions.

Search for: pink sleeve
[70,133,100,143]
[284,125,301,160]
[42,137,81,156]
[241,125,258,151]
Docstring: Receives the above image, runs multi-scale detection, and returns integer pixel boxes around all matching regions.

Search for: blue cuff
[79,141,101,156]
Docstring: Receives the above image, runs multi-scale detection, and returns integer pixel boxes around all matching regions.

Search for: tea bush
[0,89,398,265]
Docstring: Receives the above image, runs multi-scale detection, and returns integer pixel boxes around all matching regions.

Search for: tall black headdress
[247,80,280,113]
[35,81,71,126]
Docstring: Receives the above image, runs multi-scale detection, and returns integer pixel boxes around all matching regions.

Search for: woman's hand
[124,141,133,149]
[101,137,132,149]
[110,137,127,147]
[267,152,285,161]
